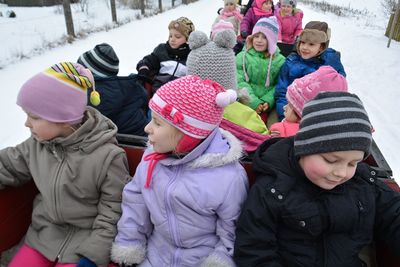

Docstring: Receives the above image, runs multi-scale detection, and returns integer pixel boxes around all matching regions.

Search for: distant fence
[4,0,78,6]
[386,10,400,42]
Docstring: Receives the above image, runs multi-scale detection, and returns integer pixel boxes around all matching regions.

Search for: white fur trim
[200,254,234,267]
[188,129,243,169]
[110,242,146,265]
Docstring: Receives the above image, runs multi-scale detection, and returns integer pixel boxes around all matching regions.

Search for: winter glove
[137,67,151,82]
[76,256,97,267]
[240,31,248,39]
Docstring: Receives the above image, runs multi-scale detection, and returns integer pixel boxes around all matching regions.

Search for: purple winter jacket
[240,7,275,35]
[111,129,248,267]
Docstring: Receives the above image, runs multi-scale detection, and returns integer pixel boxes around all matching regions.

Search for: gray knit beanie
[294,91,372,157]
[187,30,237,91]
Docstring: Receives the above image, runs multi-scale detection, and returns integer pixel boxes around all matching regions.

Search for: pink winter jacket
[276,9,303,44]
[269,120,299,137]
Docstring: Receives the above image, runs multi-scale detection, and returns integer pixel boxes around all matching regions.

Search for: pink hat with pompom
[211,20,235,40]
[286,66,348,118]
[149,75,236,139]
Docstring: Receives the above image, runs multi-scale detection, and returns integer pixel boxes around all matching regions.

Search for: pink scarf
[220,8,243,21]
[253,7,273,16]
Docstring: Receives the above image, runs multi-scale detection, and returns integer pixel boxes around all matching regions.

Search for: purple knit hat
[251,16,279,55]
[17,62,94,124]
[286,66,348,117]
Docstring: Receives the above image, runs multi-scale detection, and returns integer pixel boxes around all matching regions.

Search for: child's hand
[256,104,264,114]
[270,130,281,137]
[262,103,269,111]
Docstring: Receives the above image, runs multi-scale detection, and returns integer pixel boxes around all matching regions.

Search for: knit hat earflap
[17,62,94,124]
[286,66,348,118]
[77,43,119,77]
[168,17,195,39]
[294,91,372,157]
[149,75,237,139]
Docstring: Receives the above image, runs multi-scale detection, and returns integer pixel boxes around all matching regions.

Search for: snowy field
[0,0,399,181]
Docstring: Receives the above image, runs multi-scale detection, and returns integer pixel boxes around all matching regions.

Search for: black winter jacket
[234,137,400,267]
[136,42,190,92]
[88,74,149,136]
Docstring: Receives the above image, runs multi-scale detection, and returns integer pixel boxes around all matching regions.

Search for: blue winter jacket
[88,74,149,136]
[111,129,249,267]
[274,48,346,120]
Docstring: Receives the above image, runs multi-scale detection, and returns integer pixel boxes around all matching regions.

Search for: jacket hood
[43,106,118,153]
[147,128,244,169]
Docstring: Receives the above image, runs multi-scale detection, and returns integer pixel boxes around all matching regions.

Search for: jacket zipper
[165,165,182,267]
[52,147,65,222]
[56,226,75,261]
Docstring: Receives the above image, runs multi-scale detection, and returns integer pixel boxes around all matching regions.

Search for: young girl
[270,65,348,137]
[236,16,285,123]
[234,91,400,266]
[111,75,249,267]
[213,0,243,35]
[275,20,346,120]
[275,0,303,57]
[136,17,195,93]
[240,0,275,40]
[0,62,130,267]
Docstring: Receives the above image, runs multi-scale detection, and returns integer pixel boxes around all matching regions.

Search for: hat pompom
[214,29,237,49]
[216,89,237,108]
[188,31,209,50]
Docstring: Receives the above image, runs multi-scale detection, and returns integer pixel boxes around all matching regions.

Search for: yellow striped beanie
[17,62,95,124]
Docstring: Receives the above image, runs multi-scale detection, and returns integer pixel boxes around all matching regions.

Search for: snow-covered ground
[0,0,399,181]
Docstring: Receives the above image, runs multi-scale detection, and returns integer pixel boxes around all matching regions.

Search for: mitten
[240,31,248,39]
[76,256,97,267]
[137,67,151,81]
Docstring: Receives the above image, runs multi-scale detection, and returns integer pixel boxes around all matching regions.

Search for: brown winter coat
[0,107,130,266]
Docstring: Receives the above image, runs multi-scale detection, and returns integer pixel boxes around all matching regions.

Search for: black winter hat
[78,43,119,77]
[294,91,372,157]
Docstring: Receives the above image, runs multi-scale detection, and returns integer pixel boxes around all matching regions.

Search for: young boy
[234,91,400,266]
[136,17,195,93]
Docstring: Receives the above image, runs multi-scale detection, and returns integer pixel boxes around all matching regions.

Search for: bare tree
[63,0,75,40]
[110,0,117,22]
[140,0,145,15]
[172,0,175,7]
[158,0,163,13]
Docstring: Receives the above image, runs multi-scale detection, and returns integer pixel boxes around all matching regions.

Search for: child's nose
[333,166,347,179]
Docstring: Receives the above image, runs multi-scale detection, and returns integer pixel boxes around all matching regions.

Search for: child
[213,0,243,35]
[275,21,346,120]
[136,17,195,93]
[78,43,149,136]
[275,0,303,57]
[0,62,130,267]
[240,0,275,40]
[234,91,400,266]
[236,16,285,123]
[111,75,249,267]
[270,65,348,137]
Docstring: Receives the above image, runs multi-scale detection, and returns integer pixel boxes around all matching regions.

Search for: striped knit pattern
[294,92,372,157]
[149,75,226,139]
[47,62,93,90]
[78,43,119,77]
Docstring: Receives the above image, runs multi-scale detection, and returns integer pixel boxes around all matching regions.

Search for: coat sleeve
[0,139,32,189]
[293,11,303,37]
[373,179,400,257]
[76,149,130,266]
[136,44,163,77]
[234,178,284,267]
[274,61,291,121]
[201,167,249,267]
[110,161,152,266]
[240,9,253,34]
[236,52,263,110]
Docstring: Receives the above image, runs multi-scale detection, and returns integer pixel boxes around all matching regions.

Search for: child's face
[283,104,299,122]
[252,32,268,52]
[262,1,273,11]
[224,2,236,12]
[145,112,184,153]
[168,28,187,49]
[281,4,293,15]
[299,150,364,190]
[25,113,73,142]
[298,41,324,59]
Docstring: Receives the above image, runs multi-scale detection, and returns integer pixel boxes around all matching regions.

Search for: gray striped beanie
[294,92,372,157]
[78,43,119,77]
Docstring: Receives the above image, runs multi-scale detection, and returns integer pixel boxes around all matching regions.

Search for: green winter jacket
[236,47,285,110]
[0,107,130,267]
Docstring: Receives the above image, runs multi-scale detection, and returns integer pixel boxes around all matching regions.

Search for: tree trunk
[140,0,145,15]
[63,0,75,40]
[110,0,117,23]
[172,0,175,7]
[158,0,163,13]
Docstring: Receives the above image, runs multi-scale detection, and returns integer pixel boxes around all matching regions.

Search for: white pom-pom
[216,89,237,108]
[188,31,209,50]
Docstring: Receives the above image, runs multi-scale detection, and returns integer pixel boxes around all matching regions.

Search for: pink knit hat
[17,62,94,124]
[149,75,237,139]
[286,66,348,117]
[211,20,235,40]
[251,16,279,55]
